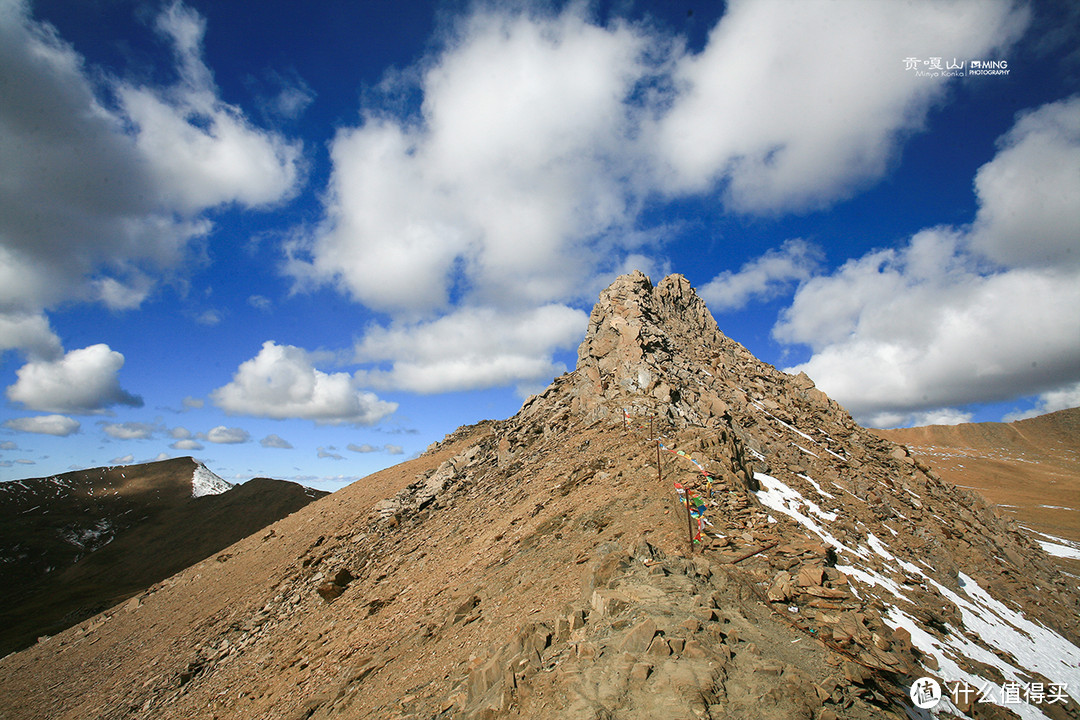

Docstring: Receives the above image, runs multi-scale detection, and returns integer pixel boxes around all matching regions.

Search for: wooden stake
[723,541,779,565]
[684,478,695,554]
[653,416,661,486]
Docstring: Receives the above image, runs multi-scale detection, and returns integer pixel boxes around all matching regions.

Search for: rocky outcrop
[570,272,844,430]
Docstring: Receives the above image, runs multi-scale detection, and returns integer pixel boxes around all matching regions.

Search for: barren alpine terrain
[0,273,1076,720]
[876,410,1080,576]
[0,457,326,656]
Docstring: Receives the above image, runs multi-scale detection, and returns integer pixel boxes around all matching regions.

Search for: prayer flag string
[621,408,715,546]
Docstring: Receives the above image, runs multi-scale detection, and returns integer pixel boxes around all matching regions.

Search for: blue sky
[1,0,1078,490]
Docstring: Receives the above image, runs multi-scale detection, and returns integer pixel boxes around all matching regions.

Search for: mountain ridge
[1,272,1077,720]
[0,457,326,656]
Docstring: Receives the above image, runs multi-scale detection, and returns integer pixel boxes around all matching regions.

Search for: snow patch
[835,562,911,603]
[192,463,233,498]
[1036,541,1080,560]
[1019,527,1080,559]
[799,473,835,499]
[59,519,114,550]
[753,473,860,557]
[864,532,924,578]
[886,572,1080,718]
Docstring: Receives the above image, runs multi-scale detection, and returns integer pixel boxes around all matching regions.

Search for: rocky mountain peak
[570,272,837,430]
[576,272,723,398]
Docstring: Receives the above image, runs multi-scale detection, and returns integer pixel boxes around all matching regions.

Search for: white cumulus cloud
[970,96,1080,269]
[354,305,588,394]
[347,442,403,455]
[652,0,1028,211]
[0,0,302,355]
[101,421,158,440]
[203,426,250,444]
[700,239,823,312]
[260,433,293,449]
[115,1,303,214]
[212,341,397,425]
[317,446,344,460]
[286,6,659,316]
[0,312,62,361]
[777,98,1080,426]
[3,414,80,436]
[5,344,142,414]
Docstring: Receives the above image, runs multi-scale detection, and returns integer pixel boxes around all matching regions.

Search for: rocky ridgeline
[571,274,1076,638]
[436,272,1080,719]
[2,272,1077,720]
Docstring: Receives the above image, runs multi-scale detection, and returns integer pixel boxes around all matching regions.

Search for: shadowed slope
[0,459,325,655]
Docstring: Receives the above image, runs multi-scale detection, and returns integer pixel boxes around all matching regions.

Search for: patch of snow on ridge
[835,563,911,603]
[753,473,861,557]
[798,473,834,499]
[1036,541,1080,561]
[883,572,1080,719]
[1020,527,1080,560]
[946,573,1080,703]
[192,463,233,498]
[883,605,1045,720]
[865,533,924,576]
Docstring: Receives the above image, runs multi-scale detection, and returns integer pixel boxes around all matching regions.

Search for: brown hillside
[875,408,1080,575]
[1,273,1077,720]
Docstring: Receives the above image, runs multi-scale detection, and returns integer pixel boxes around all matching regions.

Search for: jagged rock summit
[572,271,778,422]
[1,273,1078,720]
[564,272,841,435]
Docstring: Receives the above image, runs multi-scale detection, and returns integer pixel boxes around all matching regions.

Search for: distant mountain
[2,274,1078,719]
[875,408,1080,575]
[0,457,326,656]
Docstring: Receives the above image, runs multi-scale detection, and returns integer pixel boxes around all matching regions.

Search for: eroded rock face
[570,272,846,435]
[574,272,723,420]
